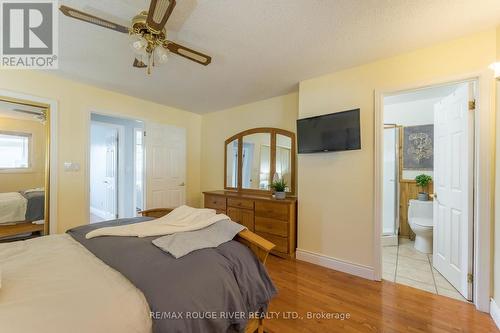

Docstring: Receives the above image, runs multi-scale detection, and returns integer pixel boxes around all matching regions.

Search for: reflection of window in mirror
[0,132,31,169]
[242,133,271,190]
[226,139,238,188]
[276,134,292,191]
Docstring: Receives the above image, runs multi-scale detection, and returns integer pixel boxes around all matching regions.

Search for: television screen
[297,109,361,153]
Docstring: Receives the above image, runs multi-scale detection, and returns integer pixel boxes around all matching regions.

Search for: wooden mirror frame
[224,128,296,195]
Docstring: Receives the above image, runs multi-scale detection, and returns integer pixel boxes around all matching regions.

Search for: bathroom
[381,82,473,302]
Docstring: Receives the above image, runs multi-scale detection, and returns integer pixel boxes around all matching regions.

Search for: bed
[0,189,45,239]
[0,208,276,333]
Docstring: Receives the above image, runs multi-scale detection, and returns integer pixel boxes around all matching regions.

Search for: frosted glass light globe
[154,47,169,65]
[129,35,148,56]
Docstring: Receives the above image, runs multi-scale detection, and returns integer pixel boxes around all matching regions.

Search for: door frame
[373,70,494,312]
[85,110,145,222]
[89,120,125,219]
[0,89,58,234]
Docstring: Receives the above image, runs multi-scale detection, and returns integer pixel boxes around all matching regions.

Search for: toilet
[408,199,434,253]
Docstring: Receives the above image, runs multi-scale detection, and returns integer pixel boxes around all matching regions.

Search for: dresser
[203,190,297,259]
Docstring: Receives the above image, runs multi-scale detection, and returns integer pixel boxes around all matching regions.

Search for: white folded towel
[86,205,230,239]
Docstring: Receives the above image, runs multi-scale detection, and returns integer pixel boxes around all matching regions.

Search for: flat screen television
[297,109,361,153]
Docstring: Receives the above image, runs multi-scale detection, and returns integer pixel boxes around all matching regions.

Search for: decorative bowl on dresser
[204,190,297,259]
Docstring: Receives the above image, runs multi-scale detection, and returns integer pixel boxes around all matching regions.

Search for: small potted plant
[415,174,432,201]
[271,178,287,200]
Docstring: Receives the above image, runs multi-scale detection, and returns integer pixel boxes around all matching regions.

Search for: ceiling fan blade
[60,5,129,33]
[133,58,148,68]
[165,42,212,66]
[146,0,176,33]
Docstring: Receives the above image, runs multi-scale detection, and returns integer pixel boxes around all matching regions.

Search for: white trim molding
[296,249,375,280]
[490,298,500,329]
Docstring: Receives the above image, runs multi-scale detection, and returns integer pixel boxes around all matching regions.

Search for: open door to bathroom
[432,83,474,301]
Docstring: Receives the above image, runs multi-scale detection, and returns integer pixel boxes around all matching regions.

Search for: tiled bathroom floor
[383,237,467,302]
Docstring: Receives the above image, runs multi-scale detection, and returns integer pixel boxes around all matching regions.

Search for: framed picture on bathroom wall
[402,124,434,171]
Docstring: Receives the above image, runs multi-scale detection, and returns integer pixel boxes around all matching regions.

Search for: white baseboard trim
[490,298,500,329]
[296,249,375,280]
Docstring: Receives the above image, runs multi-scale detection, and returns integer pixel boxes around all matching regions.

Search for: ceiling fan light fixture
[59,3,211,75]
[154,46,169,65]
[129,35,148,56]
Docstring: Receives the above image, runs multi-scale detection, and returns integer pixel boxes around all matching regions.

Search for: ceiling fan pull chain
[147,53,152,75]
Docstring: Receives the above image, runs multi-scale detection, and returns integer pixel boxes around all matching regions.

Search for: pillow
[152,219,245,258]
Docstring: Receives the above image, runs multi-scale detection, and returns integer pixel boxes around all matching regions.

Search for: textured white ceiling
[56,0,500,113]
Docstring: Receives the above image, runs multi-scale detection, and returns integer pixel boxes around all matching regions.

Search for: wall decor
[403,124,434,170]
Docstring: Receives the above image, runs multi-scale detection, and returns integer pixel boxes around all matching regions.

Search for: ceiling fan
[59,0,211,74]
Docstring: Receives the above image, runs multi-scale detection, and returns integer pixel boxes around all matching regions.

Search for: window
[0,132,31,169]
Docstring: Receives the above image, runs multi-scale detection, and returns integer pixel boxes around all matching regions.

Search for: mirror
[275,134,292,191]
[224,128,296,194]
[225,138,238,188]
[242,133,271,190]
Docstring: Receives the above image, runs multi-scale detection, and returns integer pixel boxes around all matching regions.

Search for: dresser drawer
[256,231,288,254]
[255,216,288,237]
[227,207,254,231]
[255,201,289,221]
[204,194,226,210]
[227,198,254,210]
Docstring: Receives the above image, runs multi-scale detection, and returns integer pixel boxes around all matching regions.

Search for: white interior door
[90,122,119,221]
[433,83,473,300]
[145,122,186,209]
[104,131,118,218]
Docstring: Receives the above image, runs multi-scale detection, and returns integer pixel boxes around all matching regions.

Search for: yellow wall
[494,26,500,305]
[495,82,500,303]
[298,29,496,267]
[0,71,202,233]
[0,117,46,192]
[200,93,298,191]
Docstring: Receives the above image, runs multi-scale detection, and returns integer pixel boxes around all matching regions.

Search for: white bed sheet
[0,192,27,224]
[0,234,152,333]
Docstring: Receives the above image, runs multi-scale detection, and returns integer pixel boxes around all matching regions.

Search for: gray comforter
[67,218,277,333]
[20,190,44,221]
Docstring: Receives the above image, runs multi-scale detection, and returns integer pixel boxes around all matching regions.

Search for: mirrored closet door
[0,97,50,241]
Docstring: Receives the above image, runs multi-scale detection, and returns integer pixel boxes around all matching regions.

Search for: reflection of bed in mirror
[0,188,45,240]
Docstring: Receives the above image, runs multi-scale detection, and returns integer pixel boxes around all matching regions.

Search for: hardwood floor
[264,256,498,333]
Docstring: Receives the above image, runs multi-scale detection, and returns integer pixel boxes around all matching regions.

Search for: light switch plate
[64,162,80,172]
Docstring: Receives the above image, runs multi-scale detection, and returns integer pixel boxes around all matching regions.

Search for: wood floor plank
[264,256,498,333]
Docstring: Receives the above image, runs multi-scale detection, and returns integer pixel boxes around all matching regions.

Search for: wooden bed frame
[139,208,275,333]
[0,221,44,239]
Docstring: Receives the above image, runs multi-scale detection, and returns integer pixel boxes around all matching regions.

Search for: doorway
[379,81,475,302]
[89,113,145,223]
